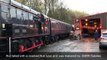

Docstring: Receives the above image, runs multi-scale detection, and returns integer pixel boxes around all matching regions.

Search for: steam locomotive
[0,0,73,53]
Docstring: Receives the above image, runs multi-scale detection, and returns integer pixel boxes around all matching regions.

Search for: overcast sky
[62,0,107,14]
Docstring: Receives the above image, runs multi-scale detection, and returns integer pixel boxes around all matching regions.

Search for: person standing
[77,34,81,40]
[94,30,99,42]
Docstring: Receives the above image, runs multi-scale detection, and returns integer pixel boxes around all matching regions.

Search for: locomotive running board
[19,41,43,53]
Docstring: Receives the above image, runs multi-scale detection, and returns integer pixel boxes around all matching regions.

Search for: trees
[44,0,59,15]
[15,0,89,24]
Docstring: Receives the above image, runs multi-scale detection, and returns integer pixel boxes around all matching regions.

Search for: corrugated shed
[79,12,107,29]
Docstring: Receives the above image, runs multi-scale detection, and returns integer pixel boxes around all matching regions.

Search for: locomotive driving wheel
[22,39,33,52]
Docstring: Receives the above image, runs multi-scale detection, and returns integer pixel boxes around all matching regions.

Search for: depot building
[74,12,107,31]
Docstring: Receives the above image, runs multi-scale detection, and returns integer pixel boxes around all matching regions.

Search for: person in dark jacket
[94,30,99,41]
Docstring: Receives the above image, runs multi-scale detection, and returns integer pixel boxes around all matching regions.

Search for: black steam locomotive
[0,0,73,53]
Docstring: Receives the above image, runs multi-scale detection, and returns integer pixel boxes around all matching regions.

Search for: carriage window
[51,23,56,28]
[60,23,63,29]
[10,6,16,18]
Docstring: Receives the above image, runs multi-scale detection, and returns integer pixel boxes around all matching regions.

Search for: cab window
[16,8,22,24]
[1,2,9,21]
